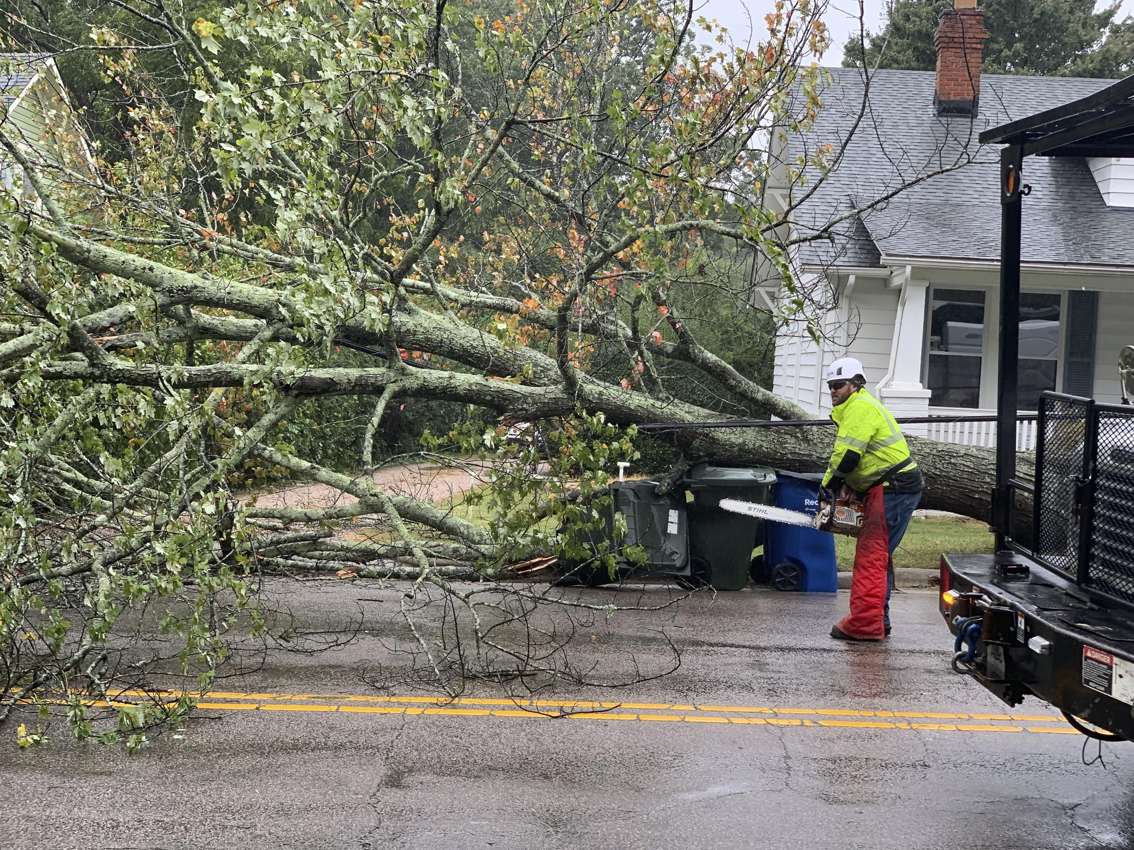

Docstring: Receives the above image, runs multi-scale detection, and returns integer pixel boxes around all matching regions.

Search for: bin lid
[685,464,776,485]
[773,470,825,483]
[608,479,663,495]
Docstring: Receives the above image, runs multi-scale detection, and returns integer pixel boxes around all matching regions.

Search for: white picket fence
[923,409,1038,451]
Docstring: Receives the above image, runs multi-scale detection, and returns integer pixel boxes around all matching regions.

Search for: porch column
[878,277,932,434]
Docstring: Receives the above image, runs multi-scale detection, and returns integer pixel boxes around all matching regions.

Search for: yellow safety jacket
[822,389,917,492]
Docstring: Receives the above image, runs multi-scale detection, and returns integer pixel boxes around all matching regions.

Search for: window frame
[923,285,990,410]
[922,286,1068,411]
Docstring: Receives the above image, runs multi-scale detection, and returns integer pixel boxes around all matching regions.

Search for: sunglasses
[827,380,851,390]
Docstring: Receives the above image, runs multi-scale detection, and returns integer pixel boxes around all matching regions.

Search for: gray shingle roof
[786,68,1134,269]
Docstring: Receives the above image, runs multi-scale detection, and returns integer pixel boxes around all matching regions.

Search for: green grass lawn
[832,515,993,571]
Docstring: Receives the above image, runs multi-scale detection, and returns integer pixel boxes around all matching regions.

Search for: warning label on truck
[1082,646,1134,706]
[1083,647,1114,695]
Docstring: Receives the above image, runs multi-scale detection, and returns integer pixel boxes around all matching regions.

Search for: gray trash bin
[557,480,689,586]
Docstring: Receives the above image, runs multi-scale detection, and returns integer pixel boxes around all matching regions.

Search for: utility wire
[637,414,1038,433]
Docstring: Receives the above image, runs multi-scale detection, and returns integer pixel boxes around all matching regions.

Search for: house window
[1018,292,1061,410]
[927,288,985,408]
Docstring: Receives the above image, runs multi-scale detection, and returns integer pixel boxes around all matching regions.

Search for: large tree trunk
[13,222,1007,522]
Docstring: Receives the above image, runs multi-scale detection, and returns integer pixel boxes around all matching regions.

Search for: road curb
[837,567,938,590]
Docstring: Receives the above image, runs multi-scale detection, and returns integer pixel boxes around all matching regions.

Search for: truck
[937,70,1134,741]
[939,351,1134,741]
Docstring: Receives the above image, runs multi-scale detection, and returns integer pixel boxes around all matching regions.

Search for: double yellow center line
[91,690,1078,736]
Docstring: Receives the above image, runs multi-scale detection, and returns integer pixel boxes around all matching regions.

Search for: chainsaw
[719,491,865,537]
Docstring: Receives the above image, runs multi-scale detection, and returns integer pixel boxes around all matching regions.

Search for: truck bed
[941,551,1134,739]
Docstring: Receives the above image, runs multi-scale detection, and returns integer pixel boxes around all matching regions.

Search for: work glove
[814,486,835,531]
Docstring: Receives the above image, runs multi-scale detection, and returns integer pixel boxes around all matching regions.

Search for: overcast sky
[694,0,1134,66]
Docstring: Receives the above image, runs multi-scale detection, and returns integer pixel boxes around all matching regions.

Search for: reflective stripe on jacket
[822,389,916,491]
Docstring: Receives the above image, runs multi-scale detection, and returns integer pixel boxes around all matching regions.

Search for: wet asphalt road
[3,580,1133,850]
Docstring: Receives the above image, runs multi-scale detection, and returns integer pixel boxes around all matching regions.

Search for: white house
[1,52,97,196]
[763,1,1134,449]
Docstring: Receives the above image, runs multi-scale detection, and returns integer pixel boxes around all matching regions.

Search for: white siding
[1088,158,1134,208]
[772,275,898,415]
[772,316,823,413]
[1091,290,1134,404]
[772,272,821,412]
[0,83,45,196]
[4,86,47,146]
[847,279,900,383]
[771,314,798,402]
[1,70,97,200]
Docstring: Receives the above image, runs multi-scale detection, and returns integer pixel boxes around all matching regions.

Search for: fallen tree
[0,0,997,742]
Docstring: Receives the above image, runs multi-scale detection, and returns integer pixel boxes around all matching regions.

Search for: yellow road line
[185,702,1077,735]
[53,689,1077,736]
[102,688,1066,725]
[58,694,1083,736]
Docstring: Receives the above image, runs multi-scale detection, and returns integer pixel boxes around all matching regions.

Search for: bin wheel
[554,564,615,587]
[582,565,617,587]
[749,554,768,584]
[770,561,803,592]
[551,567,582,587]
[675,557,711,590]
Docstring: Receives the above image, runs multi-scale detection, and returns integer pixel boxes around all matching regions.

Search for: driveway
[246,458,487,512]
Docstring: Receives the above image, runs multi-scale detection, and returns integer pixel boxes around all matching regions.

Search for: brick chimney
[934,0,988,116]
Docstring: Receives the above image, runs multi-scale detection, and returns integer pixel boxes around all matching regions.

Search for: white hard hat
[825,357,865,383]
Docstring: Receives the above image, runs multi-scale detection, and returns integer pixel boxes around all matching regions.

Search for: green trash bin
[683,464,776,590]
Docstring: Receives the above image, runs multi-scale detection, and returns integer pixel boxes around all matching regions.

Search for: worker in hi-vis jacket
[821,357,924,641]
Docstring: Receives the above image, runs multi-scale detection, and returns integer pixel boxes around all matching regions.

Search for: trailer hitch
[951,615,983,674]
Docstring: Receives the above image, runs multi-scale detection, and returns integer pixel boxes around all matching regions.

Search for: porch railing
[923,409,1038,451]
[637,411,1040,451]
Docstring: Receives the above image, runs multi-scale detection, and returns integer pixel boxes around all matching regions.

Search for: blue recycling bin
[762,472,838,593]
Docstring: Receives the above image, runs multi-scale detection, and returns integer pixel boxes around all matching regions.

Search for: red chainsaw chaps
[834,485,888,640]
